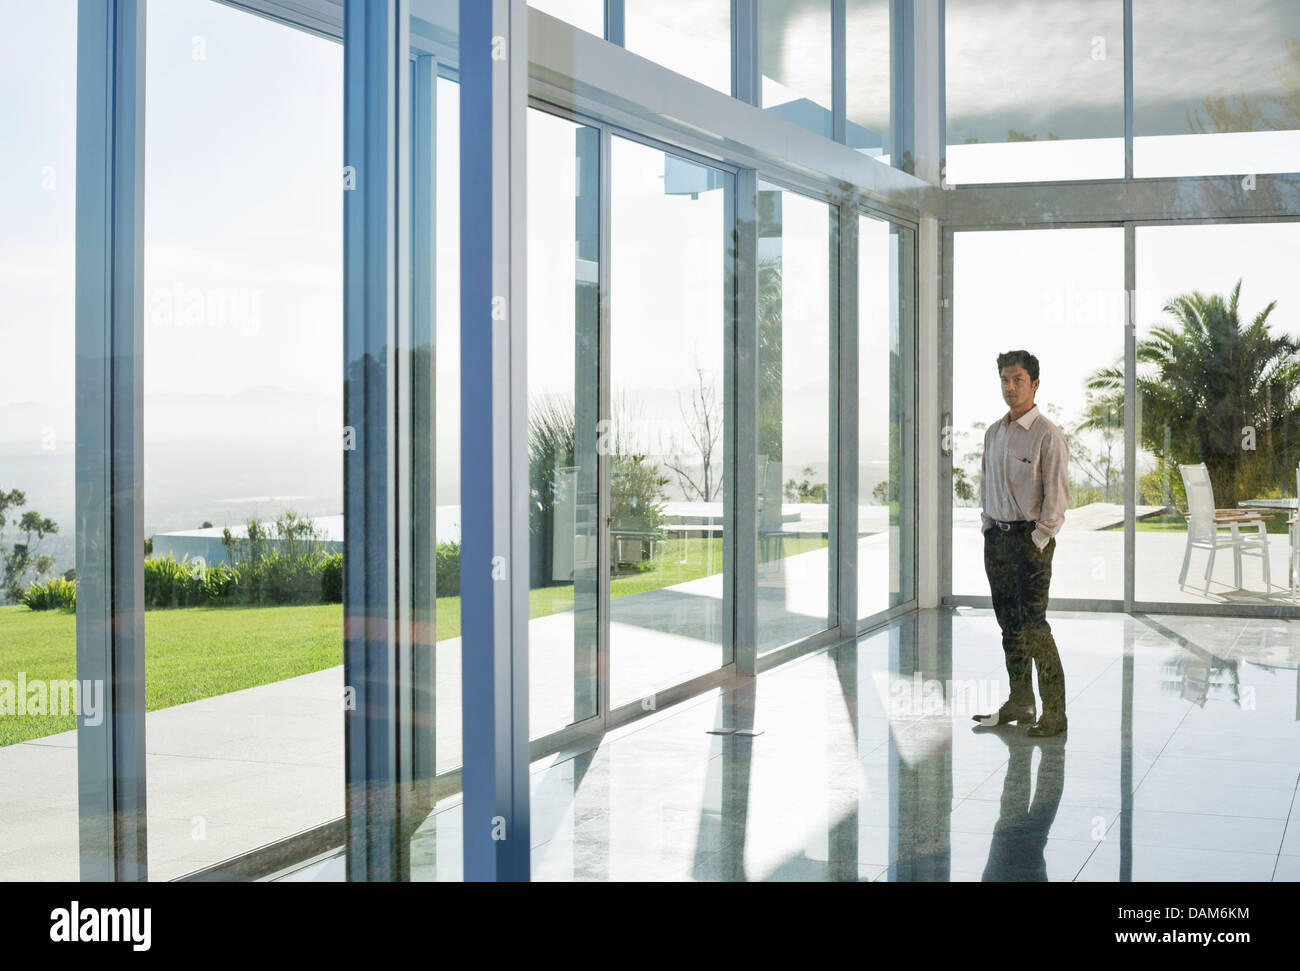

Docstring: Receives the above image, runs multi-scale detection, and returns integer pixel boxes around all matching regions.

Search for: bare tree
[664,366,723,502]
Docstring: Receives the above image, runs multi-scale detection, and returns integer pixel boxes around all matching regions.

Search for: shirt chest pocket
[1009,452,1037,487]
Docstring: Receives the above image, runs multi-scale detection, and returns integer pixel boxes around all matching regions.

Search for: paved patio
[0,668,343,882]
[954,505,1300,604]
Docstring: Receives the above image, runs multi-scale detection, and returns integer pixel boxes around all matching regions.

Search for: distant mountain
[0,387,346,580]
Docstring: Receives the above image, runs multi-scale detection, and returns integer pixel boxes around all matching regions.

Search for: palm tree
[1085,280,1300,508]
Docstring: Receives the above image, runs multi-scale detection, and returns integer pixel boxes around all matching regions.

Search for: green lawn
[0,532,829,746]
[0,603,343,747]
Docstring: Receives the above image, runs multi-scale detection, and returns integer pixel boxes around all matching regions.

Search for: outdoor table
[1237,498,1299,588]
[1235,498,1299,511]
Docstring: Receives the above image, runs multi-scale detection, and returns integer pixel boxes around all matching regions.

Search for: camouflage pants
[983,524,1066,715]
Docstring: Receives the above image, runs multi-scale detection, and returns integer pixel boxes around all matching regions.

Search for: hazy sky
[1,0,345,423]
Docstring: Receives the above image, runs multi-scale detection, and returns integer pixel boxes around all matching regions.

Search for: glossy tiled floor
[283,608,1300,881]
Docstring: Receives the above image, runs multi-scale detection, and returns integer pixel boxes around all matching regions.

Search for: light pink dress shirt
[979,405,1070,550]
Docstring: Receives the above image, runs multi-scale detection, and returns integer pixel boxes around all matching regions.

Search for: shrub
[611,454,667,535]
[321,552,343,603]
[201,562,240,605]
[435,542,460,597]
[235,551,332,606]
[217,511,338,606]
[22,576,76,611]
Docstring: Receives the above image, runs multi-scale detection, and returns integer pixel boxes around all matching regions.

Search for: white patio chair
[1289,464,1300,602]
[1178,463,1271,594]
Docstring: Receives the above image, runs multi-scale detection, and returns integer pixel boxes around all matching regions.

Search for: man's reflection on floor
[981,732,1065,882]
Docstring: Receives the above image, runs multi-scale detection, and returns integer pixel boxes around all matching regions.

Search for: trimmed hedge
[147,552,344,608]
[23,552,345,611]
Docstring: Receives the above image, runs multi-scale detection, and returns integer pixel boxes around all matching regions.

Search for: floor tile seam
[1223,615,1254,658]
[1069,829,1113,882]
[1131,701,1198,793]
[946,758,1016,827]
[1106,804,1293,830]
[1061,651,1123,714]
[1272,775,1300,879]
[8,739,78,751]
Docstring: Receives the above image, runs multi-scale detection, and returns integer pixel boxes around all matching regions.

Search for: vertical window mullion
[731,167,759,676]
[458,0,532,882]
[832,0,846,144]
[732,0,760,105]
[75,0,148,884]
[342,0,408,882]
[1123,0,1134,181]
[837,206,859,632]
[605,0,624,45]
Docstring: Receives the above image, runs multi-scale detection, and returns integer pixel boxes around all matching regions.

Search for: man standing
[973,350,1070,738]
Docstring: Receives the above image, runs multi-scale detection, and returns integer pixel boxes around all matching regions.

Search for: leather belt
[993,519,1032,531]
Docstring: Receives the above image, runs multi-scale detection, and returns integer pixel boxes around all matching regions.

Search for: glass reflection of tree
[1188,39,1300,134]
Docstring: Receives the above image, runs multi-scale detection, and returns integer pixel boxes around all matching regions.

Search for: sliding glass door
[755,182,836,654]
[522,113,737,736]
[607,135,734,707]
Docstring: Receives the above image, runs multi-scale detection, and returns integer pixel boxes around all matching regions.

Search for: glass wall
[859,215,914,620]
[142,0,343,880]
[945,0,1124,184]
[625,0,731,95]
[951,228,1126,602]
[1134,222,1300,605]
[762,0,833,138]
[756,182,835,653]
[609,136,732,705]
[0,0,78,882]
[1134,1,1300,178]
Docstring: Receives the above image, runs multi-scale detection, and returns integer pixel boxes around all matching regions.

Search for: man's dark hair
[996,349,1039,382]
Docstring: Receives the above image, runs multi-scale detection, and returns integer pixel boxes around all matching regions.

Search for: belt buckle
[997,521,1011,531]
